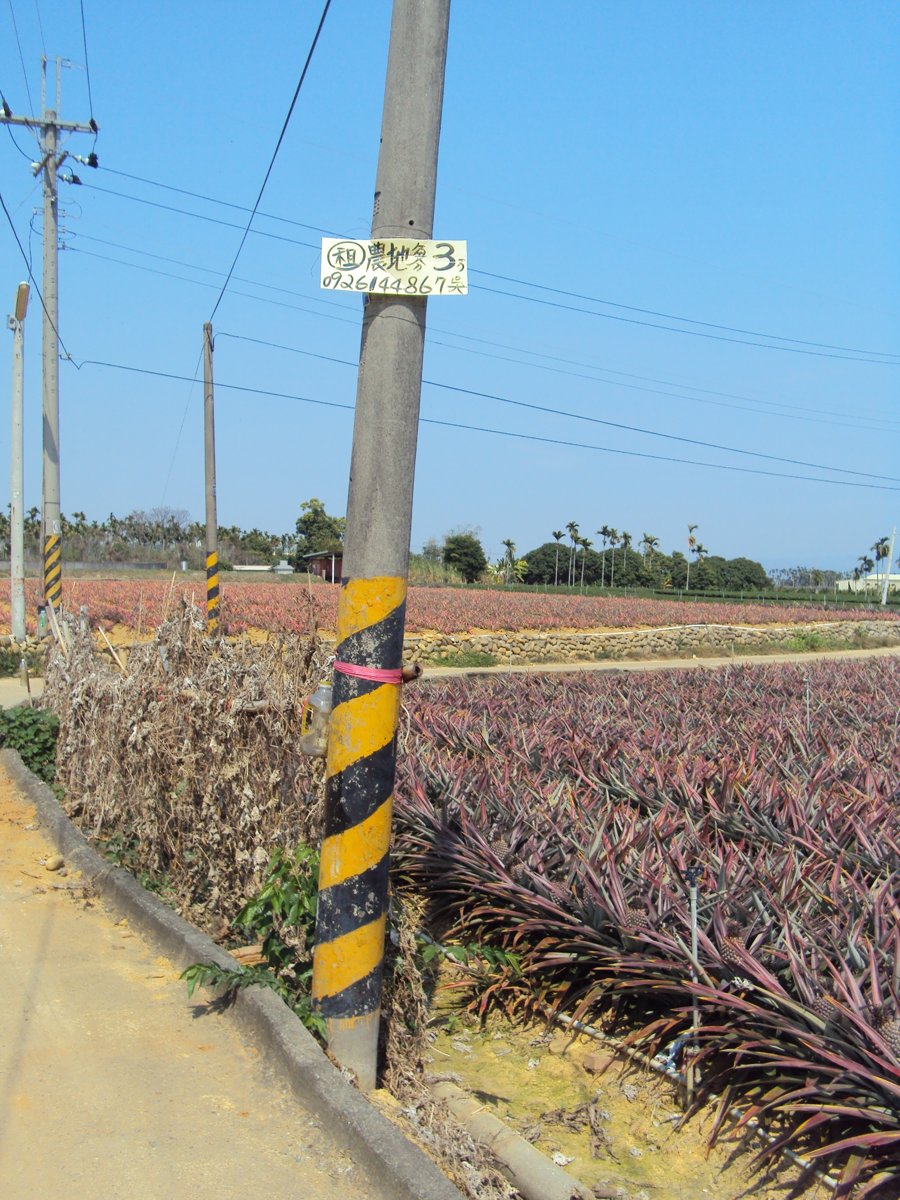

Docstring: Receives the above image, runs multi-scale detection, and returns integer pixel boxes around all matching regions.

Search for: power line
[67,244,356,329]
[473,282,899,366]
[474,268,900,361]
[208,0,332,321]
[71,232,338,304]
[0,183,72,359]
[33,0,46,57]
[74,357,900,493]
[86,166,899,366]
[67,240,900,436]
[215,332,900,484]
[6,1,34,113]
[81,181,320,250]
[78,0,96,123]
[431,335,900,428]
[4,118,36,160]
[159,347,203,509]
[425,332,900,433]
[99,165,338,236]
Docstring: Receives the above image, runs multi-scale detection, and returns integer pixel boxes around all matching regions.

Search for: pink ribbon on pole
[333,660,403,685]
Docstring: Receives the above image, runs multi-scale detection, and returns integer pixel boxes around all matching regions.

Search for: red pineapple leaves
[393,657,900,1191]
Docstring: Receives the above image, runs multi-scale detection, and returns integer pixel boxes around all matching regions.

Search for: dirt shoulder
[0,764,372,1200]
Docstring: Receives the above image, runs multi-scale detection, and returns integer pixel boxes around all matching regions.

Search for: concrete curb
[1,748,465,1200]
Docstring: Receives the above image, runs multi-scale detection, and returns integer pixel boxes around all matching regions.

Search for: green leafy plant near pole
[182,844,325,1036]
[0,705,58,785]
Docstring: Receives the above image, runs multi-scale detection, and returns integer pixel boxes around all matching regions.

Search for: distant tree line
[519,540,771,591]
[0,506,293,569]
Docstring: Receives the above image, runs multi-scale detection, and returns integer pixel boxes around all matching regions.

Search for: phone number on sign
[321,272,466,295]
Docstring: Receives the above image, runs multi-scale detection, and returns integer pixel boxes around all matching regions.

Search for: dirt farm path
[0,764,374,1200]
[424,641,900,677]
[0,641,897,711]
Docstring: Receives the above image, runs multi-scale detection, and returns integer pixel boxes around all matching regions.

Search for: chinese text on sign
[320,238,468,296]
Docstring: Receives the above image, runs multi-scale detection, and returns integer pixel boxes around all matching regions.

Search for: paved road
[0,764,373,1200]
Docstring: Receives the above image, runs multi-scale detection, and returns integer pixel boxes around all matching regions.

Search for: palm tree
[859,554,874,596]
[620,531,632,574]
[579,537,593,589]
[640,532,659,564]
[566,521,579,587]
[597,525,611,586]
[501,538,516,586]
[692,542,708,589]
[608,528,619,587]
[551,530,564,587]
[872,537,890,596]
[685,524,698,592]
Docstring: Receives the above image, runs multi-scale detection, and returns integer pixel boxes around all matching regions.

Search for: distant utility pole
[882,527,896,607]
[1,57,99,609]
[8,282,30,643]
[203,323,219,633]
[310,0,451,1091]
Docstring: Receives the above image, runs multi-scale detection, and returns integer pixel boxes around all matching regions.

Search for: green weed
[182,844,325,1037]
[0,705,58,784]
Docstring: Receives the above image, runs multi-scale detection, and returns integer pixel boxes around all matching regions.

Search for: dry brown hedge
[46,601,329,931]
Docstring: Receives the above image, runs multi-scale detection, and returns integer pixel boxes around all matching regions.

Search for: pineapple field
[1,575,897,637]
[395,658,900,1196]
[39,602,900,1196]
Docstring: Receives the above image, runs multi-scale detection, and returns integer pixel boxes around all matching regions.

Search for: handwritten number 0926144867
[321,273,455,295]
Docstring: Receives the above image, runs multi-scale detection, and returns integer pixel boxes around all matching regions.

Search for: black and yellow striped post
[206,550,220,633]
[309,0,450,1090]
[312,578,405,1084]
[43,531,62,610]
[202,321,219,635]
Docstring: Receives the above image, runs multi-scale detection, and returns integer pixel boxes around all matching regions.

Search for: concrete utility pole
[311,0,451,1091]
[882,527,896,607]
[203,323,220,633]
[1,57,98,610]
[8,282,30,643]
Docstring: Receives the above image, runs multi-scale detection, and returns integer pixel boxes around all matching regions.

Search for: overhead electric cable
[81,182,320,250]
[473,268,900,361]
[4,118,36,160]
[68,235,900,432]
[159,348,203,508]
[6,1,34,112]
[71,357,900,494]
[78,0,96,123]
[424,335,900,433]
[472,282,898,366]
[0,184,72,358]
[66,245,353,328]
[207,0,332,320]
[213,332,900,484]
[33,0,46,56]
[88,166,899,365]
[99,165,337,236]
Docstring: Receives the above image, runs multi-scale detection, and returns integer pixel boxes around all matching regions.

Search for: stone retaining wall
[399,620,900,665]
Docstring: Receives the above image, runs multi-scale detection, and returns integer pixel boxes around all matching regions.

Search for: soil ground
[0,764,374,1200]
[428,1001,835,1200]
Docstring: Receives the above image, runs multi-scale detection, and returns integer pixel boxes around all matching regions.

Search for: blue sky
[0,1,897,572]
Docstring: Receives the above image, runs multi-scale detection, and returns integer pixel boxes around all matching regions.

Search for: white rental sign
[320,237,467,296]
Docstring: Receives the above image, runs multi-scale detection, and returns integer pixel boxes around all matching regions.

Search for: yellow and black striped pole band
[43,534,62,608]
[206,550,220,631]
[312,576,406,1021]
